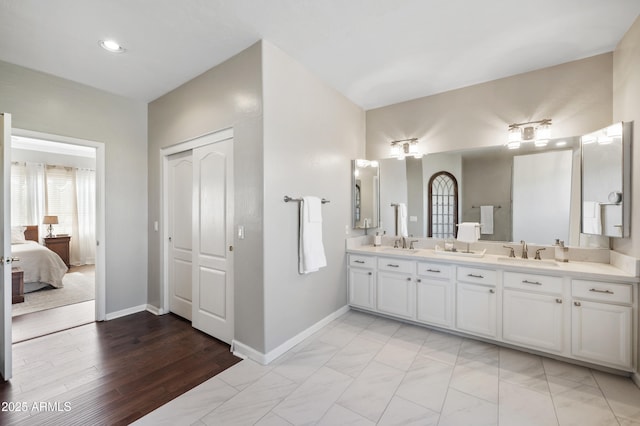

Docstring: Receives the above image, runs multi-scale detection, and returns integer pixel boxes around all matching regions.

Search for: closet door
[191,139,234,344]
[0,113,12,380]
[167,151,194,320]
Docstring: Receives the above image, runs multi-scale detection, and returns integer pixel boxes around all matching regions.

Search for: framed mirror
[352,159,380,230]
[581,122,631,238]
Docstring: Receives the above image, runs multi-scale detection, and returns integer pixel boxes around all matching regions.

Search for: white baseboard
[232,305,350,365]
[105,304,148,320]
[145,304,166,315]
[633,371,640,389]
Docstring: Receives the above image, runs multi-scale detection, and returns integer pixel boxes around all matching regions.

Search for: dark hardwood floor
[1,311,242,425]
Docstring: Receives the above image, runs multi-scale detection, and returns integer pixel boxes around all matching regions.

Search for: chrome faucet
[503,245,516,258]
[409,240,418,250]
[535,247,546,260]
[520,240,528,259]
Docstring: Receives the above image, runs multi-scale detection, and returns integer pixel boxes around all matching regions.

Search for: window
[428,171,458,238]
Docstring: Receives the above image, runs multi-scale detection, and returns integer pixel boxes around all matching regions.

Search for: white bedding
[11,241,68,289]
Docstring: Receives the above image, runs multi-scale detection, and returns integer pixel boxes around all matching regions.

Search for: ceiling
[1,0,639,110]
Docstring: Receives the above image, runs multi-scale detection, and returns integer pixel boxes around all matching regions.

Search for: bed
[11,225,68,295]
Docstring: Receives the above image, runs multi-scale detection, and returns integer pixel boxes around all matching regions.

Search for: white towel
[397,203,408,237]
[480,205,494,235]
[299,196,327,274]
[582,201,602,234]
[457,222,480,243]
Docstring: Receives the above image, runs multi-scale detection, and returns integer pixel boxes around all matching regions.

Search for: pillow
[11,226,27,244]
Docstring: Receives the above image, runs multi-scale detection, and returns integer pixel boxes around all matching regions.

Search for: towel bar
[284,195,330,204]
[471,205,501,209]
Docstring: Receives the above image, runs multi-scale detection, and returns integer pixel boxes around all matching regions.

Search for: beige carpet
[12,265,95,317]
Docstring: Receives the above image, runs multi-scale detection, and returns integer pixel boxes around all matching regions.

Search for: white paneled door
[0,114,12,380]
[191,140,234,344]
[168,151,194,321]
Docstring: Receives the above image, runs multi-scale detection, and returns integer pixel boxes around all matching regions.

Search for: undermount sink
[381,247,420,254]
[497,257,559,267]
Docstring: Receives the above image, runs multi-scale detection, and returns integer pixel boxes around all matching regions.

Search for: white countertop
[347,245,639,283]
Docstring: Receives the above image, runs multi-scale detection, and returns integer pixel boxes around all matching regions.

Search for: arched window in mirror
[428,171,458,238]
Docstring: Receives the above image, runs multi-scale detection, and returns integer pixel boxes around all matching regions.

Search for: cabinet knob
[574,301,581,307]
[416,279,422,283]
[368,272,372,276]
[406,277,411,281]
[556,298,562,304]
[489,288,495,294]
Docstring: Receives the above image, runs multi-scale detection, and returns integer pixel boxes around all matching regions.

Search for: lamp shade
[43,215,58,225]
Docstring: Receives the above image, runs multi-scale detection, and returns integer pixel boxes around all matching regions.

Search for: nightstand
[44,235,71,268]
[12,267,24,304]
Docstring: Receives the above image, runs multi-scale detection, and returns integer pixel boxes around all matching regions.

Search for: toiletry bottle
[374,232,382,247]
[555,240,569,262]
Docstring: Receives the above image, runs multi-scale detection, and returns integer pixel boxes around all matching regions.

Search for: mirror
[376,136,582,245]
[352,159,380,230]
[581,122,631,238]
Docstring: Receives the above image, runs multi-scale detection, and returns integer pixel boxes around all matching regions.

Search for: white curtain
[11,162,45,238]
[12,162,96,266]
[74,168,96,265]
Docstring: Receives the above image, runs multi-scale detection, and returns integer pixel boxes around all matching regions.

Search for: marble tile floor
[134,310,640,426]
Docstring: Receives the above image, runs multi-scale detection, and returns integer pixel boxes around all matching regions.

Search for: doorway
[10,129,105,342]
[162,128,235,345]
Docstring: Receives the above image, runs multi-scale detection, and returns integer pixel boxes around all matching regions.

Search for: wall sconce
[507,119,552,149]
[43,215,59,238]
[390,138,423,159]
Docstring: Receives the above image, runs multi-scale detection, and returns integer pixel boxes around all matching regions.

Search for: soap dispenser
[374,231,382,247]
[554,240,569,263]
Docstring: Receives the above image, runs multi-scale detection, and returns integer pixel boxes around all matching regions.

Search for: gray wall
[0,60,148,315]
[613,15,640,258]
[612,13,640,382]
[147,42,265,352]
[262,41,365,352]
[366,54,613,159]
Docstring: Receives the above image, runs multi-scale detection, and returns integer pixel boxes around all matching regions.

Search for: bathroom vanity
[347,241,638,372]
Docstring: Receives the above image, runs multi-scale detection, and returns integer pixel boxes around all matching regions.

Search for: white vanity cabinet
[571,279,633,369]
[376,257,415,319]
[502,272,564,353]
[456,266,498,338]
[347,254,376,310]
[416,262,453,328]
[346,248,637,372]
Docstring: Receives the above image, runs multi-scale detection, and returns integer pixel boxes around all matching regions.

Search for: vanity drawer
[349,254,375,269]
[572,280,632,305]
[457,266,497,285]
[417,262,452,280]
[504,272,563,295]
[378,257,414,274]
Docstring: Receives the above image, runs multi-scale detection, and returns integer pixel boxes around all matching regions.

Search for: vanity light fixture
[390,138,423,160]
[99,39,126,53]
[506,118,552,149]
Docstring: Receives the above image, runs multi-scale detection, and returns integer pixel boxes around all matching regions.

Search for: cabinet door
[456,282,497,338]
[571,300,632,369]
[416,278,453,328]
[503,290,563,352]
[348,268,375,310]
[377,271,415,319]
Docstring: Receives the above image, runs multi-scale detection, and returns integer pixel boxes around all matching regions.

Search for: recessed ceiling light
[99,39,126,53]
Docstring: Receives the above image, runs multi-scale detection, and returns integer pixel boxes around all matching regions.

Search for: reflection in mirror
[377,137,582,245]
[581,122,631,238]
[352,159,380,230]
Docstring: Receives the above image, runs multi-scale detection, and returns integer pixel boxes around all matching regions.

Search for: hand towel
[299,196,327,274]
[480,205,494,235]
[457,222,480,243]
[582,201,602,234]
[397,203,408,237]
